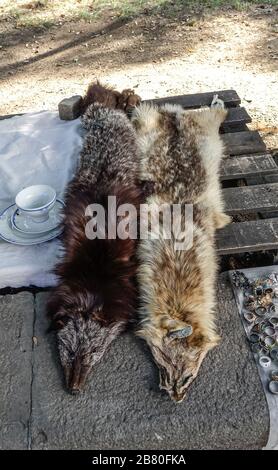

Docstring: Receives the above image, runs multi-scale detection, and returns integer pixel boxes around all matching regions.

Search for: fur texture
[47,104,143,393]
[132,101,230,402]
[81,81,141,114]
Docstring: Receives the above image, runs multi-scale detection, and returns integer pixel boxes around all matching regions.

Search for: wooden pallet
[146,90,278,255]
[2,90,278,255]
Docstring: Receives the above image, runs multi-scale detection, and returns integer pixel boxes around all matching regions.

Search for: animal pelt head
[48,283,127,394]
[48,184,142,393]
[138,319,219,403]
[81,80,141,114]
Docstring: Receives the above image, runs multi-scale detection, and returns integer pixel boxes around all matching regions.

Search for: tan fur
[132,102,230,402]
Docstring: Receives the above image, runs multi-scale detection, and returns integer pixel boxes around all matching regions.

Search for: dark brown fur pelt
[47,103,143,393]
[81,81,141,115]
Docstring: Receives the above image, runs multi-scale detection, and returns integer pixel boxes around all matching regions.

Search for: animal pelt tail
[81,80,141,115]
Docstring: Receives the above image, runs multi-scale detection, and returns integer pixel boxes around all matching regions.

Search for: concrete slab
[30,274,269,450]
[0,293,34,449]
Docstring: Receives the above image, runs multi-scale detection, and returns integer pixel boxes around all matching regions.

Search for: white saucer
[11,199,64,235]
[0,204,63,246]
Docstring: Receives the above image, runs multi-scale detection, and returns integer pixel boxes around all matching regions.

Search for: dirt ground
[1,2,278,148]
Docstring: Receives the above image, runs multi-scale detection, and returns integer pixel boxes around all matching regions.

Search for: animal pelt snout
[55,313,125,394]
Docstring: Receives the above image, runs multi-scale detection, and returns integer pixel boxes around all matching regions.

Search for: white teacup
[15,185,56,223]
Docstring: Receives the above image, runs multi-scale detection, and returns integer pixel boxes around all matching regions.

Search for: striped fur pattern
[132,101,230,402]
[47,104,142,393]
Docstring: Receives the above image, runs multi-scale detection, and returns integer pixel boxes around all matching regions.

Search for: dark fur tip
[81,81,120,115]
[81,81,141,116]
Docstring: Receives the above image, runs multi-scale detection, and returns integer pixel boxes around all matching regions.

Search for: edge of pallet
[145,89,241,109]
[221,107,251,129]
[222,130,267,156]
[217,218,278,254]
[220,153,278,180]
[223,182,278,214]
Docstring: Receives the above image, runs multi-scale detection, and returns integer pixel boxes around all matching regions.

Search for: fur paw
[118,89,141,110]
[214,212,231,229]
[211,94,225,109]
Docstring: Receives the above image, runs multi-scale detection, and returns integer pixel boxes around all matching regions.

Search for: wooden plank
[146,89,241,109]
[221,108,251,130]
[220,154,278,180]
[220,123,249,135]
[223,183,278,214]
[2,107,251,133]
[144,98,249,128]
[246,174,278,185]
[217,218,278,254]
[222,130,266,156]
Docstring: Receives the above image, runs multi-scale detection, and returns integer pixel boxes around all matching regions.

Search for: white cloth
[0,111,83,288]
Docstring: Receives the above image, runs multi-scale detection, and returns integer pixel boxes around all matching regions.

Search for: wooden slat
[2,93,249,130]
[246,175,278,185]
[221,107,251,130]
[222,130,266,156]
[223,183,278,214]
[144,98,249,130]
[217,218,278,254]
[220,154,278,180]
[220,123,249,135]
[146,89,240,109]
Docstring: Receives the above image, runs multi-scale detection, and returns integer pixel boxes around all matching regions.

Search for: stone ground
[0,274,269,450]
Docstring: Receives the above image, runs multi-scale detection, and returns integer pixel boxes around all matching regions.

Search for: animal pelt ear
[188,331,220,350]
[46,286,69,332]
[202,333,221,350]
[161,317,193,340]
[90,303,104,322]
[47,316,69,333]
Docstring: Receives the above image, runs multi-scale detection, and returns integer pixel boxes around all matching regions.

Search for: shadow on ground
[1,2,277,86]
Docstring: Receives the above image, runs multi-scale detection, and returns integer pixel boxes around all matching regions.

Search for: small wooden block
[58,95,83,121]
